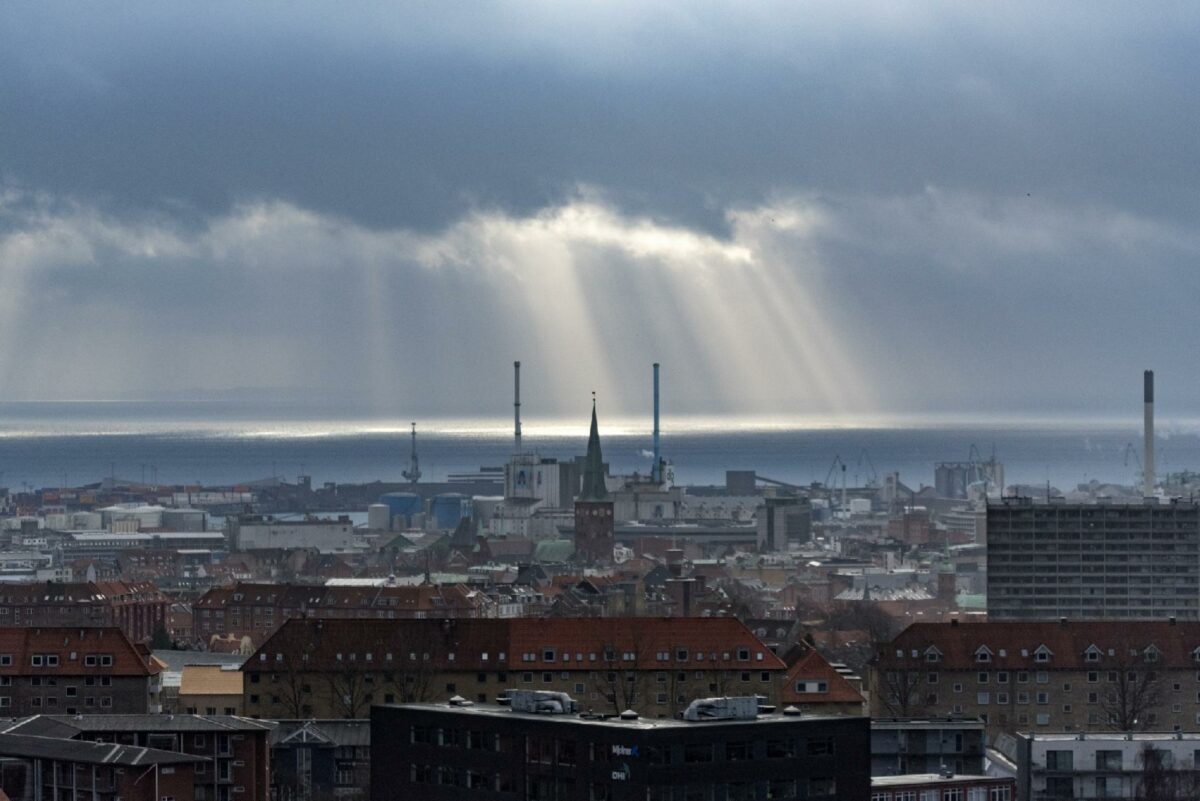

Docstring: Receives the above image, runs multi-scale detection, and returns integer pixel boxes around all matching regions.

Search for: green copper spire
[579,396,608,502]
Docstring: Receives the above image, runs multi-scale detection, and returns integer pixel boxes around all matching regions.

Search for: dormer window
[1191,647,1200,664]
[1144,646,1161,663]
[1084,645,1102,663]
[925,647,943,663]
[1034,645,1052,663]
[974,646,993,664]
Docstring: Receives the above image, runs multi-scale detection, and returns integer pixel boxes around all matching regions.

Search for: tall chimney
[652,363,661,483]
[1144,369,1154,497]
[514,361,522,454]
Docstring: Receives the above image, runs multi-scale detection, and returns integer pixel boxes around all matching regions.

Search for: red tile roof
[246,617,784,672]
[779,644,866,705]
[0,627,157,676]
[880,620,1200,671]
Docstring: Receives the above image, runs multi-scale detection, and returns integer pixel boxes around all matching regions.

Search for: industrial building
[986,496,1200,620]
[371,692,868,801]
[226,514,358,554]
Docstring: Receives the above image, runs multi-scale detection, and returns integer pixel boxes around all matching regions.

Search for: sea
[1,401,1199,494]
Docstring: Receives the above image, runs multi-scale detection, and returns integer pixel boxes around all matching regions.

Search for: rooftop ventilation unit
[680,696,760,722]
[507,690,580,715]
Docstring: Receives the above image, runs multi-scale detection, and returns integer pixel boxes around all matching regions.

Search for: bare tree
[1135,743,1200,801]
[1100,648,1164,732]
[594,630,650,714]
[326,661,371,718]
[383,627,440,704]
[827,602,900,645]
[875,669,929,717]
[265,623,320,718]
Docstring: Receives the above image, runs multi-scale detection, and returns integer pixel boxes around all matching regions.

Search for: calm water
[0,402,1196,492]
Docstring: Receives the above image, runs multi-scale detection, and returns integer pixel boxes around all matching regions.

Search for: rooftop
[872,774,1006,788]
[5,714,273,736]
[382,700,861,731]
[0,732,206,766]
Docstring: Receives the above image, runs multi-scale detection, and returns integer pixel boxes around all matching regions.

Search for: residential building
[0,626,162,715]
[0,731,206,801]
[0,581,170,642]
[242,617,786,720]
[270,719,370,801]
[1014,731,1200,801]
[986,497,1200,620]
[371,692,869,801]
[870,773,1014,801]
[4,714,273,801]
[870,718,986,777]
[779,642,867,716]
[871,619,1200,739]
[193,582,489,650]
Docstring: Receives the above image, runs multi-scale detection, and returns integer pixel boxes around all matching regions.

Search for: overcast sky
[2,2,1199,422]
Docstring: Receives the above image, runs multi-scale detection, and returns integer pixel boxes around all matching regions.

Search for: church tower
[574,398,614,564]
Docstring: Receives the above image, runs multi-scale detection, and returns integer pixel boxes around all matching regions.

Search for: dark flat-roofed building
[371,692,868,801]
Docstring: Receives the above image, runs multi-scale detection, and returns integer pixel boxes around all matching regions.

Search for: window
[1046,750,1073,770]
[977,693,989,705]
[808,778,836,797]
[805,737,834,756]
[1096,750,1122,771]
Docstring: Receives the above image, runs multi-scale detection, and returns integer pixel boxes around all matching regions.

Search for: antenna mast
[402,422,422,485]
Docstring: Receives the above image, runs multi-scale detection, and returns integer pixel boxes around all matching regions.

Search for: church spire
[579,395,608,502]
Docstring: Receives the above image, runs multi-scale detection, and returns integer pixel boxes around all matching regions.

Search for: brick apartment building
[872,619,1200,739]
[5,714,273,801]
[0,732,205,801]
[193,582,488,649]
[0,626,163,715]
[0,581,170,643]
[243,617,786,719]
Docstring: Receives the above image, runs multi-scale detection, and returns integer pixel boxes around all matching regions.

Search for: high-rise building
[986,497,1200,620]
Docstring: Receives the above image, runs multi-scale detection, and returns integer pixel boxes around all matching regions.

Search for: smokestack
[652,363,661,483]
[514,361,522,453]
[1144,369,1154,497]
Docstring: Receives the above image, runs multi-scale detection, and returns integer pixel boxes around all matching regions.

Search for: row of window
[0,695,114,709]
[407,765,834,799]
[12,653,115,668]
[524,647,760,664]
[871,788,1010,801]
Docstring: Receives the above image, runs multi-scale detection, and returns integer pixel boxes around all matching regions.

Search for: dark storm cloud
[2,2,1200,419]
[3,2,1199,232]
